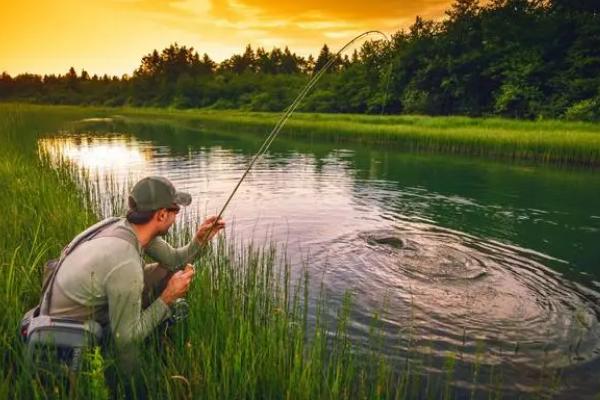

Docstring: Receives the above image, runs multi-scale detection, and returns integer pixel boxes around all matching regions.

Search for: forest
[1,0,598,121]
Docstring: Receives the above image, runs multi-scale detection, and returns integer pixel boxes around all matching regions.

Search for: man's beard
[157,226,170,237]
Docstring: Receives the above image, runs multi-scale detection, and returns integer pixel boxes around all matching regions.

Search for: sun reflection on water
[38,135,151,175]
[38,135,156,215]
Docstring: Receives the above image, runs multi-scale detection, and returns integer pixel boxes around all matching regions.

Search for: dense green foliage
[1,0,599,120]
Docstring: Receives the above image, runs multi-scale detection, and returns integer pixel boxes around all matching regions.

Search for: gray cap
[129,176,192,212]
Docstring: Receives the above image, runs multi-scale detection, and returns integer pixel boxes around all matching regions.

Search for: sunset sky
[1,0,453,76]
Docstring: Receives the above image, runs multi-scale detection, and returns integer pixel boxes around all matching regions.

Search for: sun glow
[1,0,452,76]
[39,136,150,175]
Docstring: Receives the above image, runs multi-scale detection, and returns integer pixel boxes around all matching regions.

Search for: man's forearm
[145,236,202,270]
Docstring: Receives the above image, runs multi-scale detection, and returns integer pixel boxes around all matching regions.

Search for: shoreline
[3,102,600,167]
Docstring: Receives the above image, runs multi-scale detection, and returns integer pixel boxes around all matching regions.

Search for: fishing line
[202,30,392,239]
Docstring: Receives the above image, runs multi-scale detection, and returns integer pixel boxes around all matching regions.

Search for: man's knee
[142,264,173,307]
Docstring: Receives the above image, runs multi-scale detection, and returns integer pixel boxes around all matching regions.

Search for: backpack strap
[40,217,138,316]
[93,222,139,247]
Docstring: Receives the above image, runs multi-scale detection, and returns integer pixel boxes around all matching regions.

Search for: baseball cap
[129,176,192,212]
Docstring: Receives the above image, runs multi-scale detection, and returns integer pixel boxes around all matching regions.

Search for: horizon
[1,0,454,76]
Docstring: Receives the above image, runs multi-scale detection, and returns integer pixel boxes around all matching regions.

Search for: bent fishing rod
[200,30,390,242]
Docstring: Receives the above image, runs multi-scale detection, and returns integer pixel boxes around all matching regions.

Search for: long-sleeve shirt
[48,218,201,368]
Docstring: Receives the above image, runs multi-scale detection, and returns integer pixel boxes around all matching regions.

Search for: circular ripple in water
[313,221,600,369]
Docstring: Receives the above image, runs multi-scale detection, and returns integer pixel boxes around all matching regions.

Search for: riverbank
[4,103,600,166]
[101,106,600,167]
[0,105,99,396]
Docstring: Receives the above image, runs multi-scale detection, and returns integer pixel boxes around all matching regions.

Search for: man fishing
[23,30,387,380]
[29,176,224,372]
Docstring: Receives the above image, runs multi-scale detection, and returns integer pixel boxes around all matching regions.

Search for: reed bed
[113,106,600,167]
[0,104,577,399]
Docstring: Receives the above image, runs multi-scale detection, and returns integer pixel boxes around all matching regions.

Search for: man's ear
[154,209,167,223]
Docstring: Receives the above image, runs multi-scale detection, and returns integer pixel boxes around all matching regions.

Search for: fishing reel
[170,298,190,322]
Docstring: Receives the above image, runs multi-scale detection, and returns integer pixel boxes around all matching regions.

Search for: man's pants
[142,263,173,308]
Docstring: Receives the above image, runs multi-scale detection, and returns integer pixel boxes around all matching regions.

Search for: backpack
[19,217,138,371]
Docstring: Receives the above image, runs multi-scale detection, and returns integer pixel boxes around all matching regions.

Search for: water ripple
[313,221,600,371]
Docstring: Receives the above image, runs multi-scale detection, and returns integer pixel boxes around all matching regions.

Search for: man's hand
[160,264,195,306]
[195,216,225,245]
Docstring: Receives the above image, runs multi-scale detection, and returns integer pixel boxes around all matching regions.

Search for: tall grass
[0,103,578,399]
[112,106,600,167]
[0,104,98,397]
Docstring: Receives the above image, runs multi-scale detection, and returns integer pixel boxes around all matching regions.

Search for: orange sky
[1,0,453,76]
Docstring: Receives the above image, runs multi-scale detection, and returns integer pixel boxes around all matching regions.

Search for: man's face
[156,205,180,236]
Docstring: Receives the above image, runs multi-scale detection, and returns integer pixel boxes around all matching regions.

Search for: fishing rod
[201,30,391,241]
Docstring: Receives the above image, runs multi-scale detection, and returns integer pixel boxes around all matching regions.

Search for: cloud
[2,0,455,74]
[209,0,450,23]
[115,0,193,17]
[112,0,452,60]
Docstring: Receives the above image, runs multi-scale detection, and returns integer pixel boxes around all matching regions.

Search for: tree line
[1,0,598,120]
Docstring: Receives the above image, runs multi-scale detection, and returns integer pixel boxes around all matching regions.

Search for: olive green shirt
[48,218,201,367]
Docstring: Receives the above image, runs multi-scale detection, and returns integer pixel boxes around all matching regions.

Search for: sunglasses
[166,205,181,214]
